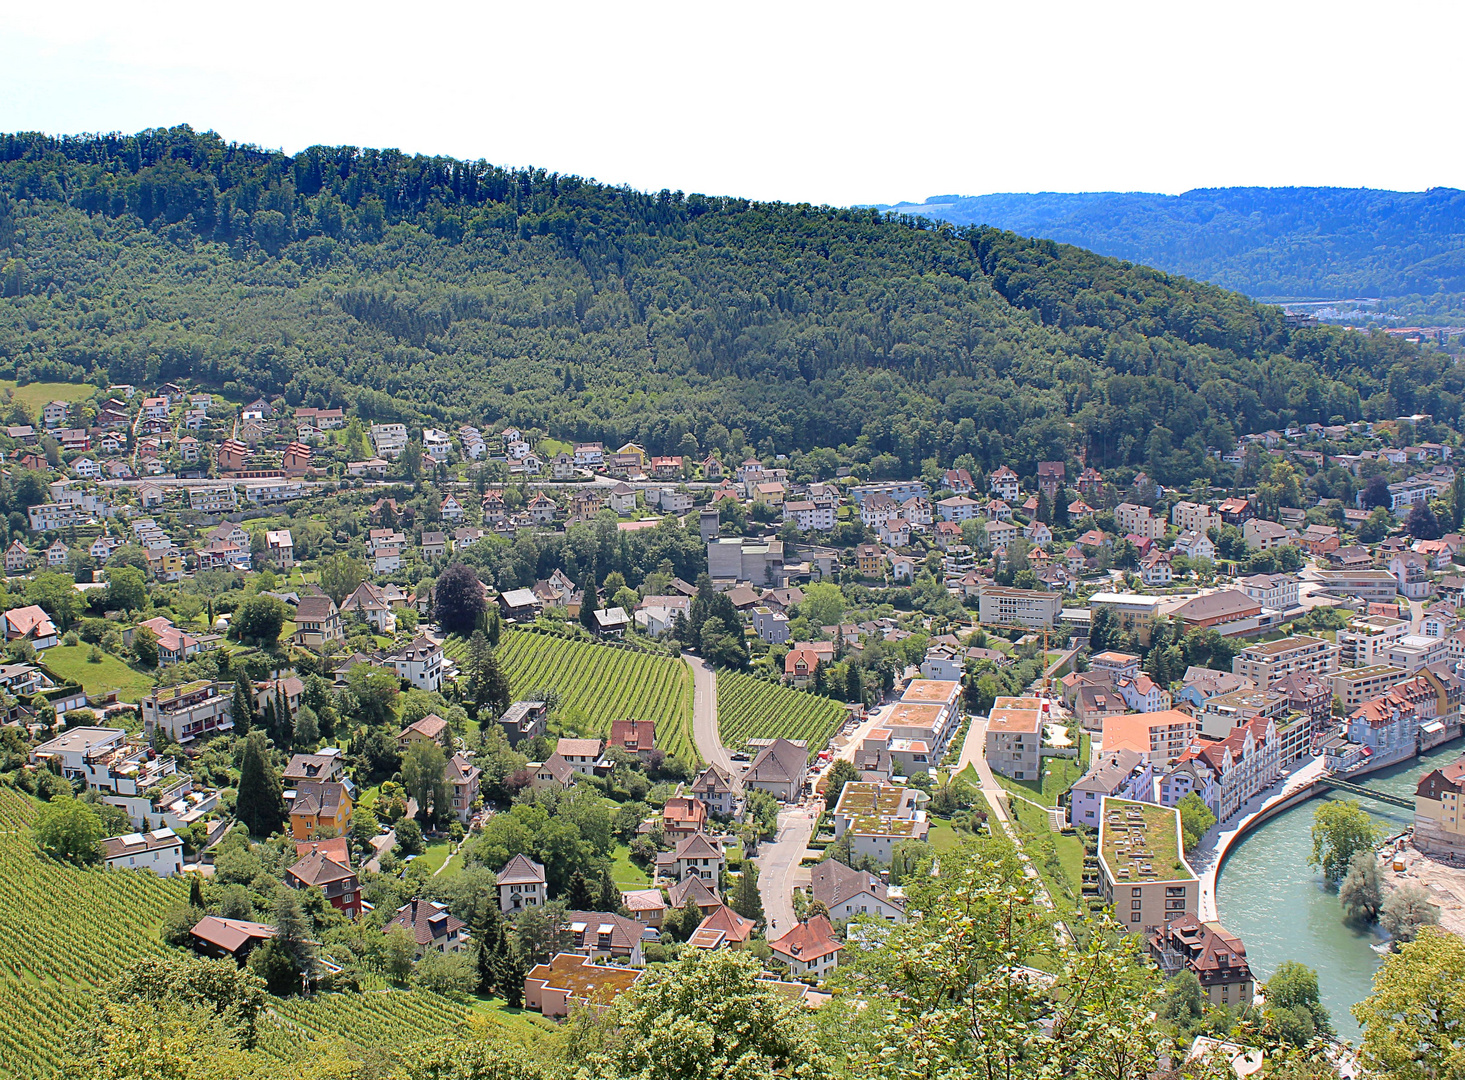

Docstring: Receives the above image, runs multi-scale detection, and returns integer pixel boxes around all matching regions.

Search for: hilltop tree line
[0,127,1452,487]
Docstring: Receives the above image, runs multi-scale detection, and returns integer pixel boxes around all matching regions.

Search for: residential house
[384,636,444,692]
[498,854,548,913]
[556,738,604,776]
[101,828,184,877]
[691,764,739,817]
[289,781,352,840]
[656,832,726,884]
[1071,748,1154,828]
[523,953,641,1019]
[769,915,842,980]
[293,596,344,650]
[745,738,808,802]
[988,466,1020,501]
[809,858,906,922]
[286,849,362,919]
[340,581,397,634]
[1149,914,1255,1008]
[385,899,468,953]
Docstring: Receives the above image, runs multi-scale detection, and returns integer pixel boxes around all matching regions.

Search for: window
[1131,900,1142,910]
[1132,888,1142,897]
[1130,913,1142,923]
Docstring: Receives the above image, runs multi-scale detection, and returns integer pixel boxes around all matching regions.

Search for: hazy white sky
[3,0,1459,206]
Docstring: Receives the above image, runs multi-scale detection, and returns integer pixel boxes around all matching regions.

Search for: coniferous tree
[566,870,594,910]
[731,862,765,925]
[495,939,528,1008]
[595,867,621,912]
[230,678,255,737]
[188,873,204,909]
[236,732,287,839]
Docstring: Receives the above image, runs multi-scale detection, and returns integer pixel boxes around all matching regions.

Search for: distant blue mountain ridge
[874,187,1465,301]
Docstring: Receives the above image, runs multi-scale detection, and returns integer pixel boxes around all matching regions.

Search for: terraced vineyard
[446,631,698,764]
[716,671,846,754]
[0,787,188,1078]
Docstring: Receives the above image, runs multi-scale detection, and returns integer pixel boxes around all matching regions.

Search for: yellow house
[289,781,352,840]
[856,543,884,579]
[617,442,647,468]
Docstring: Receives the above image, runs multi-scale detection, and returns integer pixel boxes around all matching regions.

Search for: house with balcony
[141,681,234,744]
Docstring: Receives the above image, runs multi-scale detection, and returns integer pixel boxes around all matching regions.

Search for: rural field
[446,631,698,764]
[715,671,846,754]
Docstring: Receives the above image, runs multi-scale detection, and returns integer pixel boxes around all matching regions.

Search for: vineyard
[447,631,698,764]
[715,672,846,754]
[0,786,188,1078]
[255,987,475,1059]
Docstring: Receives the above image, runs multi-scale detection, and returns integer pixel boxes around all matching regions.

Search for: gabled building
[769,915,842,980]
[1149,914,1254,1008]
[498,853,547,912]
[385,899,468,953]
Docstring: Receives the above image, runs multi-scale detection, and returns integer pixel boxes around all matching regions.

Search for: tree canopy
[0,127,1446,488]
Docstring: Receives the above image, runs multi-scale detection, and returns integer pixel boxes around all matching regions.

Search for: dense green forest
[0,128,1453,485]
[879,187,1465,304]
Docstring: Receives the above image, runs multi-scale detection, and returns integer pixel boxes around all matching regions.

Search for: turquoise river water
[1216,739,1460,1042]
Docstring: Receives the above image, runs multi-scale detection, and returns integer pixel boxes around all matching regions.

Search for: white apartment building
[1171,501,1221,535]
[189,486,237,512]
[1337,615,1410,668]
[1116,502,1165,540]
[370,423,409,458]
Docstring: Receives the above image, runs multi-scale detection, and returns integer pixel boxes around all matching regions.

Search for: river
[1215,739,1461,1042]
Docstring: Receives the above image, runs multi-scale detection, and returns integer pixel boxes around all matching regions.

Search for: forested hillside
[0,128,1454,486]
[877,187,1465,303]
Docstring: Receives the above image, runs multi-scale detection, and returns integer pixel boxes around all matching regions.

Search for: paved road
[684,653,732,774]
[757,803,818,935]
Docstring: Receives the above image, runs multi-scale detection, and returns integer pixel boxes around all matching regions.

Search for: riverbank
[1215,740,1461,1042]
[1192,755,1328,921]
[1383,844,1465,939]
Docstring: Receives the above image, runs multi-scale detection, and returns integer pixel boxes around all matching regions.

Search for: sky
[3,0,1460,207]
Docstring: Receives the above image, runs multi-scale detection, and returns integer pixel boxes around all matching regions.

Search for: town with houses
[7,380,1465,1065]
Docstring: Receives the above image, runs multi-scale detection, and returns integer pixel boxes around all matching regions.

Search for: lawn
[414,838,456,876]
[927,816,968,855]
[993,734,1089,808]
[42,645,154,703]
[610,842,649,886]
[0,380,97,421]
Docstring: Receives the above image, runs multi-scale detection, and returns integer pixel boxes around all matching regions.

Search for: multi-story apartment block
[1115,502,1165,540]
[1237,573,1299,612]
[1332,665,1407,710]
[831,782,929,864]
[188,485,237,512]
[1171,501,1221,535]
[1337,615,1410,668]
[978,586,1061,629]
[985,696,1042,780]
[1097,799,1197,934]
[369,423,409,458]
[1102,709,1197,767]
[1231,635,1339,690]
[141,681,234,744]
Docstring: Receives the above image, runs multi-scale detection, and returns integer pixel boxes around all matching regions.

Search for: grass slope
[446,631,697,764]
[42,645,155,703]
[715,671,846,754]
[0,380,96,422]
